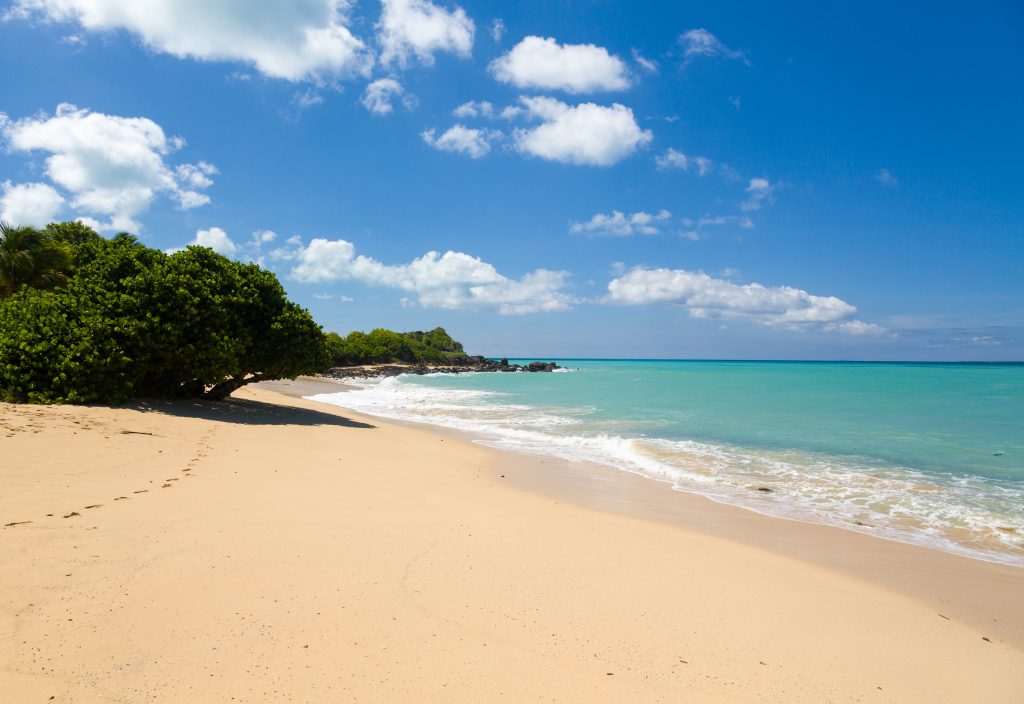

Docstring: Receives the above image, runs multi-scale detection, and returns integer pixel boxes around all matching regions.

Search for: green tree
[325,326,466,366]
[0,221,72,297]
[0,224,331,403]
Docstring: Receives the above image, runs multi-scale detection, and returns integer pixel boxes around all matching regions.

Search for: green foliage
[0,222,331,404]
[0,221,72,297]
[327,326,465,366]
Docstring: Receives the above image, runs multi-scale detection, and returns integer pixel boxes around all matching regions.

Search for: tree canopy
[0,221,72,297]
[326,327,465,366]
[0,222,330,403]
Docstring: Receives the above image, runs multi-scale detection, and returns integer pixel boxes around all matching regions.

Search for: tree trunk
[203,373,266,401]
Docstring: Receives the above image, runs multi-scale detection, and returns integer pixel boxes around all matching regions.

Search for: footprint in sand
[113,496,129,501]
[63,512,80,518]
[161,483,173,488]
[133,490,148,494]
[4,521,33,527]
[84,504,102,509]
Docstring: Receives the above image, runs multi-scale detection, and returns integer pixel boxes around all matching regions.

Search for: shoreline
[2,382,1022,701]
[269,377,1024,649]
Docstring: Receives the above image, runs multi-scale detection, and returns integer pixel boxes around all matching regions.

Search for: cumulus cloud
[288,237,572,314]
[421,125,495,158]
[362,78,413,115]
[655,148,688,170]
[189,226,237,255]
[0,181,65,226]
[175,161,217,189]
[741,178,774,211]
[377,0,474,67]
[824,320,889,336]
[452,100,494,118]
[513,96,652,166]
[655,148,713,175]
[570,209,671,237]
[1,104,214,232]
[605,266,884,334]
[679,28,748,64]
[489,36,631,93]
[7,0,370,82]
[167,227,282,260]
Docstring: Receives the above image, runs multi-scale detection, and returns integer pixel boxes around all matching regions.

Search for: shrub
[0,224,331,403]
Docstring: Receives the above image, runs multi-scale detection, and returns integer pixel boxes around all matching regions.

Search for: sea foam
[308,370,1024,566]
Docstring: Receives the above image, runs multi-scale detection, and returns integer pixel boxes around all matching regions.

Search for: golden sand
[1,382,1022,702]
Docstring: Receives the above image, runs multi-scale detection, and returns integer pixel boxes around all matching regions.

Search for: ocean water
[308,360,1024,566]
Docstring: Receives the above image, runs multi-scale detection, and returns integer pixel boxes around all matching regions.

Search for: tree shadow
[130,397,375,429]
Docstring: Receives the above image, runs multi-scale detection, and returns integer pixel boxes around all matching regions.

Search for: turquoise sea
[309,361,1024,566]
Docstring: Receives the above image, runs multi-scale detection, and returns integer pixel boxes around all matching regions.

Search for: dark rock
[756,486,773,493]
[527,361,558,372]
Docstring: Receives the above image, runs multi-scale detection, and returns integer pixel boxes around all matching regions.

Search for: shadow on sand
[130,397,375,429]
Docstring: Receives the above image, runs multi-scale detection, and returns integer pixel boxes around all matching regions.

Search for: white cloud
[632,48,658,73]
[362,78,411,115]
[489,36,631,94]
[293,88,325,109]
[570,209,671,237]
[189,226,237,255]
[824,320,890,336]
[490,18,505,42]
[729,95,741,110]
[175,161,217,189]
[498,105,524,120]
[377,0,474,68]
[513,96,652,166]
[655,148,712,175]
[313,292,354,302]
[655,147,688,170]
[876,168,899,188]
[2,104,214,232]
[0,181,65,226]
[60,32,86,46]
[679,28,748,63]
[452,100,493,118]
[289,237,572,314]
[421,124,495,158]
[605,266,884,334]
[8,0,371,82]
[741,178,774,211]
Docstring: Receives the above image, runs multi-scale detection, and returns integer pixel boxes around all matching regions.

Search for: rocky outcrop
[321,357,560,380]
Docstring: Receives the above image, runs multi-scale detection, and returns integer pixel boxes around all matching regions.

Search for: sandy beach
[2,380,1022,703]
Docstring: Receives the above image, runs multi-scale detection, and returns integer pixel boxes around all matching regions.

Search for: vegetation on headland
[0,221,330,404]
[325,327,466,366]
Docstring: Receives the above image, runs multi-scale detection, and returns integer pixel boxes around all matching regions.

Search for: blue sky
[1,0,1021,360]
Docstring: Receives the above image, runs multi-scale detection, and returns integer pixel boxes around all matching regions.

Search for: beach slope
[1,385,1022,702]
